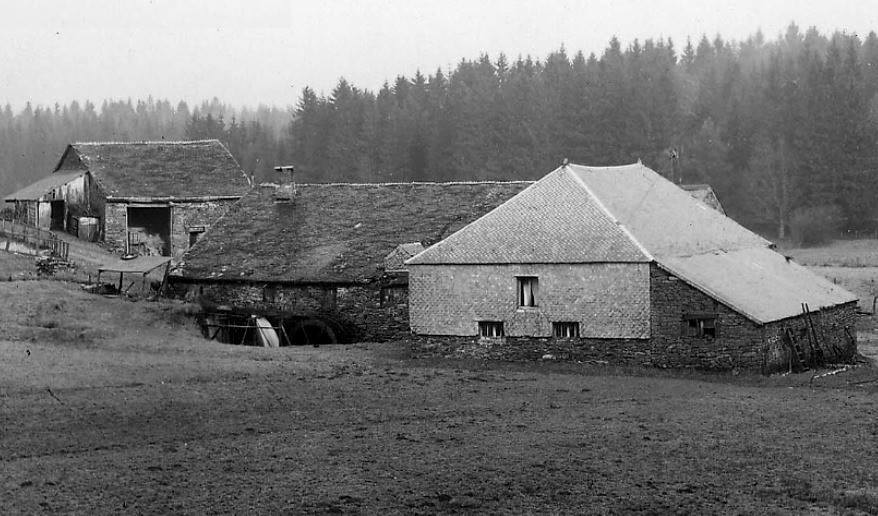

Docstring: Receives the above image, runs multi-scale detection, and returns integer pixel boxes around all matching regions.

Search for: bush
[789,205,843,247]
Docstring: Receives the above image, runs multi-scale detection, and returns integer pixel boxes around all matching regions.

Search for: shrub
[789,205,843,247]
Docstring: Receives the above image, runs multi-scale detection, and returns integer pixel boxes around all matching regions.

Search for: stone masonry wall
[648,264,765,370]
[408,263,650,338]
[761,301,858,371]
[169,201,238,258]
[172,280,410,342]
[411,264,858,372]
[412,264,766,371]
[103,203,127,254]
[103,200,237,257]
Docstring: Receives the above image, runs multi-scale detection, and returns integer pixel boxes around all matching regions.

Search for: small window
[188,230,205,248]
[553,322,580,338]
[517,276,538,307]
[479,321,504,337]
[685,316,717,338]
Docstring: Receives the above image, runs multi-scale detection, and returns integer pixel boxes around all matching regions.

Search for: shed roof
[57,140,250,198]
[3,170,85,202]
[660,247,856,323]
[177,181,531,283]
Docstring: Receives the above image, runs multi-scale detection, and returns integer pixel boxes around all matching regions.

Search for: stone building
[4,140,250,257]
[170,179,530,343]
[406,162,857,372]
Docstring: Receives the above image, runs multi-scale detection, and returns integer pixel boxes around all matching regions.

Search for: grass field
[783,239,878,267]
[2,277,878,513]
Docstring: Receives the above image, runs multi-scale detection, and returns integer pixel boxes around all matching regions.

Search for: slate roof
[405,170,649,264]
[177,181,531,283]
[409,162,855,323]
[4,170,85,201]
[56,140,250,198]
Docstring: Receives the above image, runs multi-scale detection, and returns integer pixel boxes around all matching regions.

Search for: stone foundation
[169,279,410,342]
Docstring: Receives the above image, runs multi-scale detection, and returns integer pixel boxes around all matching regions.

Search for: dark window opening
[553,321,580,338]
[189,230,205,248]
[685,316,717,338]
[263,285,277,303]
[517,276,538,307]
[479,321,504,337]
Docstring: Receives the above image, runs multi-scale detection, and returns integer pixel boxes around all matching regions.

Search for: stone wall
[408,263,650,338]
[762,301,858,371]
[169,201,238,257]
[170,279,410,342]
[104,200,237,257]
[103,203,127,253]
[410,263,857,372]
[648,264,765,370]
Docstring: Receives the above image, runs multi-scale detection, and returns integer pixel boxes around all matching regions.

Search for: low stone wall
[412,335,769,370]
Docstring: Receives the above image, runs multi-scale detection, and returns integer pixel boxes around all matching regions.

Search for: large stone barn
[4,140,250,257]
[170,179,530,343]
[406,162,858,372]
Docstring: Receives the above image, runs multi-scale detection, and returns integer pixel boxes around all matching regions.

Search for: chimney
[273,165,296,202]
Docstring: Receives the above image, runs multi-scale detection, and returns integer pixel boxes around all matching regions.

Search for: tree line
[2,24,878,237]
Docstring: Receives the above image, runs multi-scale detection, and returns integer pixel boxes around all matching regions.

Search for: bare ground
[2,278,878,514]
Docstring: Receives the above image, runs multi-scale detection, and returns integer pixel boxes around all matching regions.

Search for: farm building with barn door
[4,140,250,258]
[406,162,858,373]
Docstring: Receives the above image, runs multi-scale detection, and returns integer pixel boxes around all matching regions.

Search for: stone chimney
[273,165,296,202]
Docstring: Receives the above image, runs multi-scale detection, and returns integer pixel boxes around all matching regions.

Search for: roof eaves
[654,259,765,325]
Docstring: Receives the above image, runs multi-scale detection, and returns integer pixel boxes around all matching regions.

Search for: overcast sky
[2,0,876,110]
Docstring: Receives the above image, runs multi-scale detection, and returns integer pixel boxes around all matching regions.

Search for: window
[553,322,580,338]
[188,230,205,248]
[517,276,538,307]
[479,321,504,337]
[685,316,717,338]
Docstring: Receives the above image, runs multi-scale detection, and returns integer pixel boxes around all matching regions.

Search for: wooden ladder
[782,328,808,372]
[801,303,825,367]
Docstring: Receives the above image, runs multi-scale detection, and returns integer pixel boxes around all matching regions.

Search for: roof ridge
[72,139,221,146]
[259,180,536,187]
[565,165,653,261]
[567,162,642,172]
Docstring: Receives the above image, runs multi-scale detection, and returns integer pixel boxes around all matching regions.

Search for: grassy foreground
[2,279,878,514]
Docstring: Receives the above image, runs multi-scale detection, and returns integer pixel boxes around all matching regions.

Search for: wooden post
[157,260,171,296]
[118,272,124,293]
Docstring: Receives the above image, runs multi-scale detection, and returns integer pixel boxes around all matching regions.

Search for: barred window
[553,322,580,338]
[479,321,504,337]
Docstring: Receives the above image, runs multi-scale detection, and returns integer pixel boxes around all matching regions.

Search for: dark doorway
[49,201,65,230]
[127,206,171,256]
